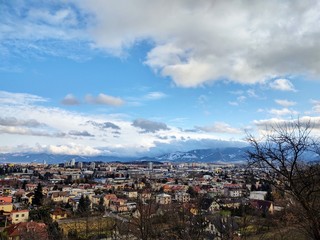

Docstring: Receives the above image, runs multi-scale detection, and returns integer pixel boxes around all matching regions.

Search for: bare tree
[246,119,320,239]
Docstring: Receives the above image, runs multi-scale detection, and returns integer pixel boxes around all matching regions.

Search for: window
[22,214,25,217]
[16,214,19,217]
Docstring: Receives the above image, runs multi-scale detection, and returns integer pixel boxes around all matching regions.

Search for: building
[223,184,243,198]
[109,198,128,213]
[175,192,190,203]
[249,191,267,200]
[50,191,70,203]
[156,193,172,205]
[0,196,12,203]
[10,210,29,224]
[5,222,48,240]
[50,208,68,221]
[0,202,13,212]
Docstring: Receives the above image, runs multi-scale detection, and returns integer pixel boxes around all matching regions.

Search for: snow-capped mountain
[2,146,317,164]
[155,147,250,163]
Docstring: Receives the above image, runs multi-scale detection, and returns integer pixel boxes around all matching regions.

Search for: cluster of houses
[0,161,278,238]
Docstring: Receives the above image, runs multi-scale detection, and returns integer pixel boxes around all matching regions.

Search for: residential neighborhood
[0,160,284,239]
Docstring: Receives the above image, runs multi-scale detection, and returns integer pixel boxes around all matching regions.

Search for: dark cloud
[0,117,44,127]
[131,118,170,133]
[87,120,121,130]
[69,130,94,137]
[61,94,80,105]
[103,122,121,130]
[156,135,169,140]
[183,128,200,133]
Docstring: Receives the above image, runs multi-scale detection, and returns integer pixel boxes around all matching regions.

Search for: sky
[1,0,320,157]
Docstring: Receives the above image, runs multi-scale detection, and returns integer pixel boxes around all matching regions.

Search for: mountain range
[0,147,250,164]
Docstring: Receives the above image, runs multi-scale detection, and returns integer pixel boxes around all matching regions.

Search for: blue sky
[1,0,320,157]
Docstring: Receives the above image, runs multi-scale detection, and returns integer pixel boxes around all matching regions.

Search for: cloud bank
[3,1,320,87]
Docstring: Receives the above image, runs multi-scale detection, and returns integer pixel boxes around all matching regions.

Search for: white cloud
[0,91,47,105]
[76,0,320,87]
[144,91,167,100]
[228,101,239,106]
[85,93,124,106]
[195,122,242,134]
[269,79,296,92]
[3,1,320,87]
[253,117,320,133]
[310,99,320,113]
[44,144,102,156]
[268,108,298,116]
[247,89,258,98]
[2,91,236,156]
[229,95,246,106]
[0,126,65,138]
[275,99,296,107]
[27,8,78,26]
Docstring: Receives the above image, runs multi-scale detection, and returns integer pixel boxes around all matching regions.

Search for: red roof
[6,222,48,239]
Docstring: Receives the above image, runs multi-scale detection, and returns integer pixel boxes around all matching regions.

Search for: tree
[22,180,27,190]
[187,186,198,198]
[29,207,63,240]
[77,195,91,216]
[246,119,320,239]
[32,183,43,206]
[98,196,105,213]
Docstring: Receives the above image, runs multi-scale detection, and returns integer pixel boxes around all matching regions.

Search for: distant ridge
[0,147,252,164]
[4,146,318,164]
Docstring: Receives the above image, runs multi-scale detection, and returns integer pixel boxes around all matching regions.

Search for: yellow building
[0,203,13,212]
[10,210,29,224]
[50,208,68,221]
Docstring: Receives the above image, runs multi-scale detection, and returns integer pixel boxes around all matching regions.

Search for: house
[25,184,37,191]
[123,190,138,199]
[139,191,152,202]
[201,198,220,213]
[109,198,128,213]
[5,222,48,240]
[0,196,12,203]
[0,202,13,212]
[50,208,68,221]
[91,195,103,205]
[218,198,242,209]
[156,193,172,205]
[223,184,243,198]
[249,191,267,200]
[175,192,190,203]
[104,194,117,207]
[10,209,29,224]
[50,191,70,203]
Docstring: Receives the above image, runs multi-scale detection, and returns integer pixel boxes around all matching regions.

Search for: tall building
[77,161,83,169]
[148,162,153,170]
[90,162,96,169]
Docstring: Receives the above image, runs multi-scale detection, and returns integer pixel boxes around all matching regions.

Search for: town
[0,159,285,240]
